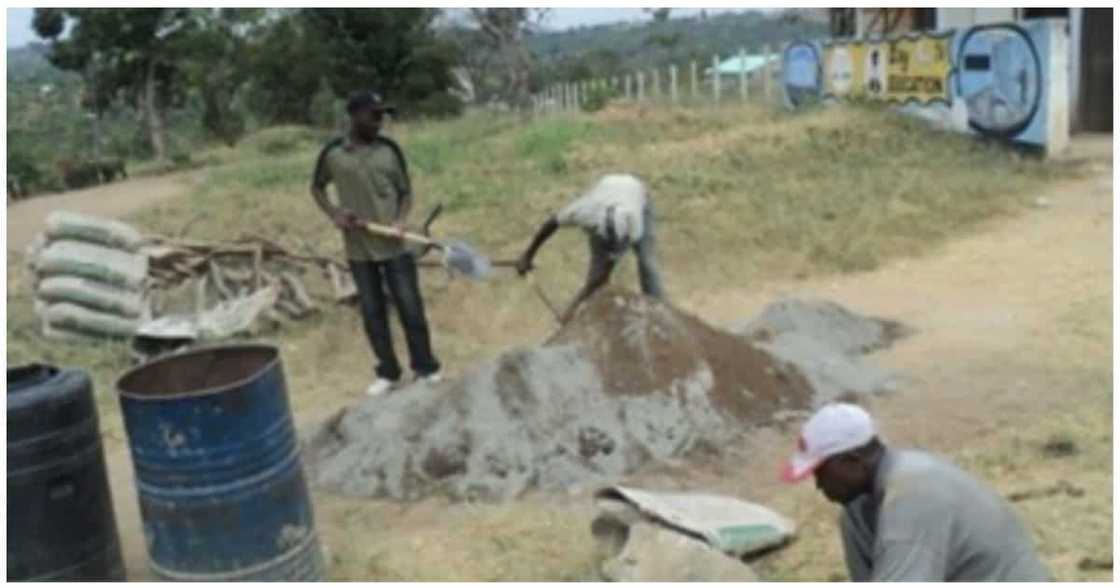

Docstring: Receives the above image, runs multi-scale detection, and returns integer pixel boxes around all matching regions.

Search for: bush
[170,151,193,168]
[309,78,339,131]
[246,126,318,156]
[580,85,615,113]
[408,91,465,120]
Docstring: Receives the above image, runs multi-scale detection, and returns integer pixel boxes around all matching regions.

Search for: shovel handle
[364,221,443,249]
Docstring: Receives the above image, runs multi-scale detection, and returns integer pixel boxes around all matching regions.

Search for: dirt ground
[5,169,206,253]
[11,136,1112,580]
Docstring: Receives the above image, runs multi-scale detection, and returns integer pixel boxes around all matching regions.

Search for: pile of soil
[735,298,912,404]
[306,291,905,501]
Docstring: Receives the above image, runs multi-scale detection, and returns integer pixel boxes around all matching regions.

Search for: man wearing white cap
[782,403,1051,582]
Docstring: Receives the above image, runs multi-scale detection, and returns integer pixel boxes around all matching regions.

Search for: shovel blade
[443,240,492,280]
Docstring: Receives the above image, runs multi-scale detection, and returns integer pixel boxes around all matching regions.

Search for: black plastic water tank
[7,363,126,581]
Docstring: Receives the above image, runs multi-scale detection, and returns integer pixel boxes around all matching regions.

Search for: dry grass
[6,101,1104,581]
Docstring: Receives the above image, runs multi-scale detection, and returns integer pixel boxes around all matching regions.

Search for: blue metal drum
[116,344,325,581]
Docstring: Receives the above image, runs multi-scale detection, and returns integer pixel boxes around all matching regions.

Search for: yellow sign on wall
[885,35,952,103]
[823,32,952,105]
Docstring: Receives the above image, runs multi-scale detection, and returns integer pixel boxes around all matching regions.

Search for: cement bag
[594,486,796,558]
[40,320,107,344]
[595,520,758,581]
[44,211,143,251]
[41,302,143,339]
[37,276,147,318]
[196,285,279,340]
[35,240,148,290]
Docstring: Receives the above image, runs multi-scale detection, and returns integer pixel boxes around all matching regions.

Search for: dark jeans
[587,201,664,299]
[350,254,440,381]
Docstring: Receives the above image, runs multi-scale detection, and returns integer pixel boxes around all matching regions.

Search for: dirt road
[5,169,206,252]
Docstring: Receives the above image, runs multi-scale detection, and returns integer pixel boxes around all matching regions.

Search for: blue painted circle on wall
[955,24,1043,139]
[784,41,822,107]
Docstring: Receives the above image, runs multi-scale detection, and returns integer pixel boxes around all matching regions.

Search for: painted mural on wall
[783,20,1055,148]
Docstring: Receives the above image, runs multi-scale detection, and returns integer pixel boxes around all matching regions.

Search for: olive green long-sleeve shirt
[840,449,1052,582]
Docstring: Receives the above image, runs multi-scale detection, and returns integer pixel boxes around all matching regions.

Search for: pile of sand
[735,298,911,404]
[306,291,905,501]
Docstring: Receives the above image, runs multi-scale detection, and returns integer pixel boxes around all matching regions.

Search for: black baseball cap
[346,90,396,115]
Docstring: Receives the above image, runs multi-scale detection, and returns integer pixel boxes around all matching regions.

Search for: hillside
[529,9,828,67]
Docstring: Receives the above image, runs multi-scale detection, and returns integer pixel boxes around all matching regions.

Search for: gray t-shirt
[841,449,1051,582]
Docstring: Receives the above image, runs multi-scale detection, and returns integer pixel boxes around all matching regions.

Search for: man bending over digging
[516,173,664,323]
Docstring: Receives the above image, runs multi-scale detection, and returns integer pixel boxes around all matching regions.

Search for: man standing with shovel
[516,173,664,323]
[311,90,441,396]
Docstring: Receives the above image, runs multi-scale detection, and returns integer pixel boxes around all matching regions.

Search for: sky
[6,7,764,48]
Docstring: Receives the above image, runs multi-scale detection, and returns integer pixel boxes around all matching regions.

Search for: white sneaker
[418,371,443,385]
[365,377,398,397]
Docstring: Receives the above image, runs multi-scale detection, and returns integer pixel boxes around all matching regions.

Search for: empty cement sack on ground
[594,486,796,558]
[39,302,143,339]
[35,240,148,290]
[44,211,143,251]
[37,276,148,318]
[594,521,759,581]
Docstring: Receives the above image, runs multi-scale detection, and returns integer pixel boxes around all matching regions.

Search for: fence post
[739,47,748,101]
[712,54,721,104]
[670,65,679,104]
[762,44,771,103]
[690,61,698,100]
[625,74,632,100]
[652,68,660,101]
[637,70,645,102]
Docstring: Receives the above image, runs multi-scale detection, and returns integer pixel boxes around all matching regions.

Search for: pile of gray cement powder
[306,290,906,501]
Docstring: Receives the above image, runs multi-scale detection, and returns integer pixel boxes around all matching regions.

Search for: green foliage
[243,11,331,125]
[580,84,615,113]
[170,150,192,167]
[309,78,340,131]
[244,126,319,156]
[516,118,596,174]
[301,9,463,119]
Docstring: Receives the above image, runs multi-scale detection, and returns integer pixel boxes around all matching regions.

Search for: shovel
[364,221,492,280]
[492,259,563,323]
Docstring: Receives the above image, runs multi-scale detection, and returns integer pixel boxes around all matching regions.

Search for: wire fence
[532,44,786,114]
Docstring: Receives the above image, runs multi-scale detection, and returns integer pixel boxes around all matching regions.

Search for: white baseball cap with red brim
[781,403,877,483]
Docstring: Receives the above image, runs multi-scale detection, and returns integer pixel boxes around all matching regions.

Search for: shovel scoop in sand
[364,221,492,280]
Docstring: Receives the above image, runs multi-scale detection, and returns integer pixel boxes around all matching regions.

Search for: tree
[242,10,331,124]
[33,8,199,161]
[468,8,549,109]
[181,9,265,146]
[644,8,673,23]
[301,9,463,118]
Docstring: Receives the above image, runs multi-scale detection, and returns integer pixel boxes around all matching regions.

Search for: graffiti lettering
[888,76,945,94]
[782,22,1052,148]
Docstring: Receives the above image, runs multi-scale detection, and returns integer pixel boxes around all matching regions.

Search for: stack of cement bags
[28,211,151,341]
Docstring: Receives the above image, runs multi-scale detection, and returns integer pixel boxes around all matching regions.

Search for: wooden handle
[364,222,441,248]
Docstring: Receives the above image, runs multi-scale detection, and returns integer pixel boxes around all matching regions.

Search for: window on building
[1022,8,1069,19]
[830,8,856,37]
[913,8,937,30]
